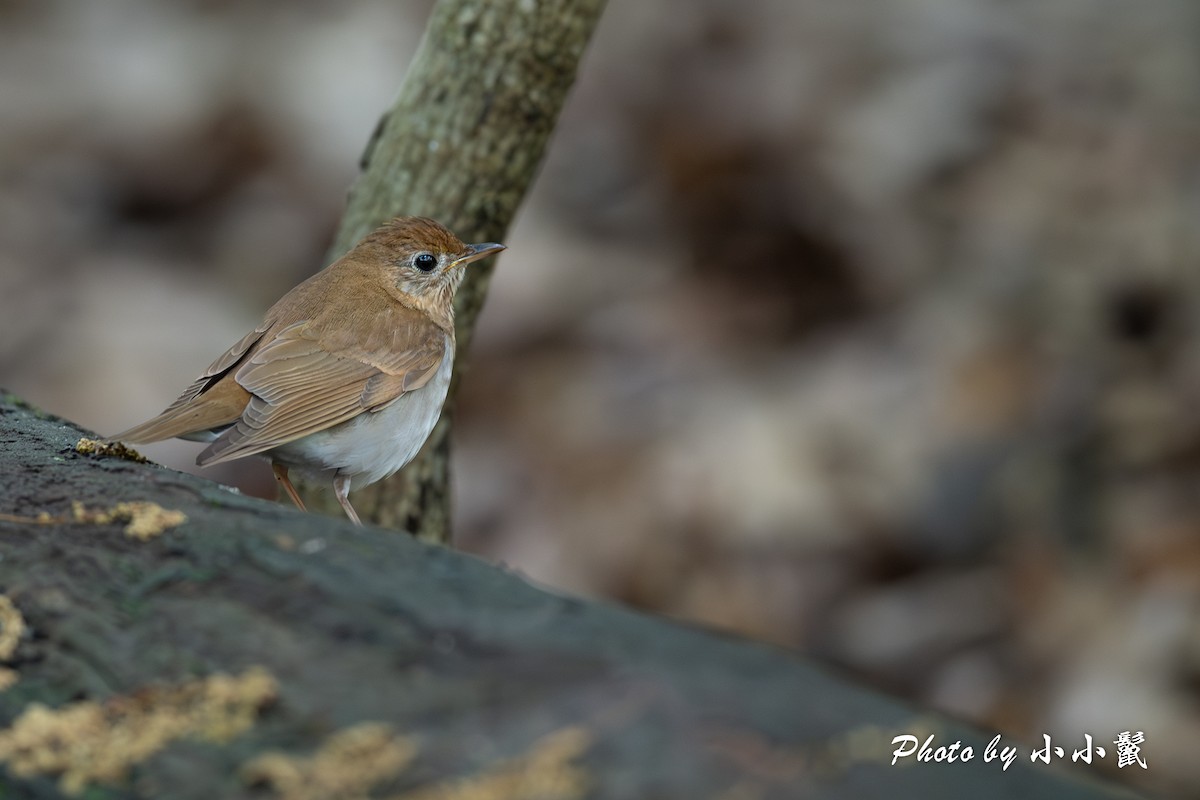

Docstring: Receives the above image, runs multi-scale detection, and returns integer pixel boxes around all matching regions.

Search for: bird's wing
[196,305,447,466]
[110,322,271,444]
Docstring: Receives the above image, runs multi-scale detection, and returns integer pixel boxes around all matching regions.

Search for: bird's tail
[109,390,245,445]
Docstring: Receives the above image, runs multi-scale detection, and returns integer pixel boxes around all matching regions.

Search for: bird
[110,216,505,526]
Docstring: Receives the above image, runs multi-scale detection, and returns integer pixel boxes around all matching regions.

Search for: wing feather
[161,322,272,413]
[110,322,270,443]
[196,305,446,466]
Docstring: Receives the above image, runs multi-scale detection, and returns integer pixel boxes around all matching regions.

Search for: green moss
[0,392,51,420]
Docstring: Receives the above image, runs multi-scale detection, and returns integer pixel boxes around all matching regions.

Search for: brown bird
[111,216,504,525]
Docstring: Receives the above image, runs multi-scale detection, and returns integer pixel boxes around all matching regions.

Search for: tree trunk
[0,393,1138,800]
[296,0,607,541]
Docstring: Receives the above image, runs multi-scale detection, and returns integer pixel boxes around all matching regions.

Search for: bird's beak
[451,242,505,269]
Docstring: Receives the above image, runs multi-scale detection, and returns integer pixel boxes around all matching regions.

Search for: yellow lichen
[243,722,417,800]
[392,727,592,800]
[0,667,277,795]
[0,595,24,660]
[0,595,24,692]
[74,437,148,463]
[245,725,591,800]
[71,500,188,539]
[0,501,186,540]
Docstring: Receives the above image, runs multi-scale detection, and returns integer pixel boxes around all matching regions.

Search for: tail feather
[109,382,250,445]
[109,408,214,444]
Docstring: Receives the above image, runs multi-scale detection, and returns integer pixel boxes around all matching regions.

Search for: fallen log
[0,391,1143,799]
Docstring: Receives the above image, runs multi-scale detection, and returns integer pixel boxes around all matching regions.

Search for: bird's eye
[414,253,438,272]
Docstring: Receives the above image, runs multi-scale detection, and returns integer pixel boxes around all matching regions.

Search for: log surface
[0,393,1144,799]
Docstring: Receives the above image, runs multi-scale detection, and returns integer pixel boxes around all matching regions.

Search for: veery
[111,216,504,525]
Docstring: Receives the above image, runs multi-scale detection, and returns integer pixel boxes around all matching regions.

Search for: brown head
[354,216,504,320]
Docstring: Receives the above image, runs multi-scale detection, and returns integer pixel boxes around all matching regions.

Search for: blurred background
[3,0,1199,795]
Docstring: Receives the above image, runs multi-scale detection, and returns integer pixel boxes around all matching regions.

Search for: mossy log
[0,393,1144,799]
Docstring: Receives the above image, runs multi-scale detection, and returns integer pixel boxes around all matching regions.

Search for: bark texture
[297,0,607,539]
[0,393,1146,800]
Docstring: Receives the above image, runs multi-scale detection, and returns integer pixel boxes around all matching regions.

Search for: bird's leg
[333,474,362,526]
[272,463,306,511]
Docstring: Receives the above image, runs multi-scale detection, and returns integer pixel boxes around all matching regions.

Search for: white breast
[268,334,455,488]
